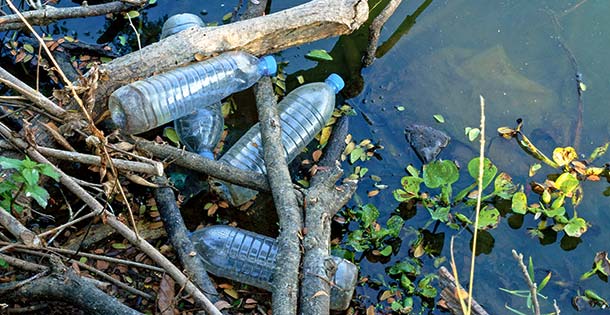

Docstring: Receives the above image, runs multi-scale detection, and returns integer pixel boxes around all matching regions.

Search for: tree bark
[153,176,219,303]
[0,257,142,315]
[254,77,303,315]
[0,1,147,32]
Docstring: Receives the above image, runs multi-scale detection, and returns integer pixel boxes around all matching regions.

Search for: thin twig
[467,95,486,315]
[0,252,46,272]
[0,206,42,248]
[553,299,561,314]
[512,249,541,315]
[0,66,65,118]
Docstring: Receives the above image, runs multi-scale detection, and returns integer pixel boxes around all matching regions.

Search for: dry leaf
[312,290,329,298]
[214,300,231,310]
[96,260,110,270]
[126,174,158,187]
[366,305,375,315]
[224,287,239,299]
[207,203,219,216]
[367,190,379,197]
[380,290,393,301]
[312,149,323,162]
[218,201,229,208]
[218,283,233,289]
[149,221,164,229]
[158,274,175,315]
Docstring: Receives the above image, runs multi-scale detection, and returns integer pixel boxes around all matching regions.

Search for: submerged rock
[405,124,450,164]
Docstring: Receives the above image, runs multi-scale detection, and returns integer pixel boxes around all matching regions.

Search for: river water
[18,0,610,313]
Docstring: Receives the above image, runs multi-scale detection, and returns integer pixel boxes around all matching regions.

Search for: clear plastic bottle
[160,13,204,39]
[190,225,358,311]
[108,51,277,134]
[160,14,223,160]
[211,74,344,206]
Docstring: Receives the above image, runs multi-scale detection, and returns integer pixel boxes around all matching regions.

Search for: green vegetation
[0,156,59,213]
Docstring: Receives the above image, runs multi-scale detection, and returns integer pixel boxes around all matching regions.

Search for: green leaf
[538,272,551,292]
[428,206,450,222]
[112,243,128,249]
[401,176,424,194]
[163,127,181,146]
[389,259,421,276]
[305,49,333,61]
[455,183,476,201]
[395,106,405,111]
[400,274,415,293]
[38,164,60,181]
[25,184,49,208]
[423,160,459,188]
[379,245,393,256]
[0,157,23,170]
[100,56,112,63]
[359,204,379,228]
[222,12,233,22]
[477,206,500,230]
[417,274,438,298]
[555,172,579,195]
[23,44,34,54]
[504,304,528,315]
[148,0,157,4]
[468,157,497,190]
[118,35,127,46]
[455,213,473,224]
[21,168,39,186]
[528,257,535,283]
[359,168,369,178]
[466,127,481,142]
[125,10,140,19]
[406,165,419,177]
[493,172,517,199]
[564,217,587,237]
[386,215,404,237]
[433,114,445,123]
[0,258,8,269]
[79,257,88,264]
[349,146,364,164]
[589,142,609,162]
[543,206,565,218]
[511,192,527,214]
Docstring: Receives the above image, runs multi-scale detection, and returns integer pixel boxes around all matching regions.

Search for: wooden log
[89,0,368,116]
[437,266,490,315]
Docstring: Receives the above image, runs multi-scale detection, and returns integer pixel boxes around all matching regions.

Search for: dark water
[5,0,610,313]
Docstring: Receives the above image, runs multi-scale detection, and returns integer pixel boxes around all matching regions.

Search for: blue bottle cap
[259,55,277,76]
[199,150,215,160]
[325,73,345,94]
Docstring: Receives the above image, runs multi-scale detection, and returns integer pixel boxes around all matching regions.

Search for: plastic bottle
[160,14,223,160]
[211,74,344,206]
[190,225,358,311]
[108,51,277,134]
[160,13,204,39]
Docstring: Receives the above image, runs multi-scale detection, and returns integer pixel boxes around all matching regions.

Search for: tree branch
[133,137,269,192]
[0,1,147,32]
[0,206,42,248]
[363,0,403,67]
[254,77,302,315]
[153,176,219,303]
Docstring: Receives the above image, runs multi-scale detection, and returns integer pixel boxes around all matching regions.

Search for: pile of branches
[0,0,370,314]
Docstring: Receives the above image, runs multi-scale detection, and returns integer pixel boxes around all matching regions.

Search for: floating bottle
[160,13,204,39]
[108,51,277,134]
[160,14,223,160]
[190,225,358,311]
[211,74,344,206]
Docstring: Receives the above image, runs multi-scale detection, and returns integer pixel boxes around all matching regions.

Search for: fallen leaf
[312,290,328,298]
[312,150,323,162]
[158,274,175,315]
[367,190,379,197]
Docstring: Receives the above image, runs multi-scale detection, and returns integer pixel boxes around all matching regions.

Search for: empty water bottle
[160,13,204,39]
[211,74,344,206]
[160,14,223,160]
[190,225,358,311]
[108,51,277,134]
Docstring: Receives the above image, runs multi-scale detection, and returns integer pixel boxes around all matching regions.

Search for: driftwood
[0,1,147,32]
[438,266,490,315]
[254,77,303,315]
[363,0,403,66]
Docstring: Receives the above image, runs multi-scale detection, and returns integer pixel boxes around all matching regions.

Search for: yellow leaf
[413,243,425,258]
[367,190,379,197]
[367,305,376,315]
[223,288,239,299]
[319,126,332,146]
[552,147,577,167]
[312,290,328,298]
[380,290,393,301]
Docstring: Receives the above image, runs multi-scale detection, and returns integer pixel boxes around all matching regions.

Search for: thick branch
[437,266,489,315]
[363,0,403,67]
[0,1,147,32]
[133,137,269,192]
[153,176,219,302]
[88,0,368,115]
[0,66,65,118]
[0,206,42,247]
[300,166,357,315]
[0,258,142,315]
[254,78,302,315]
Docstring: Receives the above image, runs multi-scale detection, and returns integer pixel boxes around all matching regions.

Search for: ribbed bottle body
[191,225,277,290]
[190,225,358,310]
[109,51,268,134]
[215,82,336,205]
[173,104,224,158]
[160,13,204,39]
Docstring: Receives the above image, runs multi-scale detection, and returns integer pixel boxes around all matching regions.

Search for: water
[9,0,610,313]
